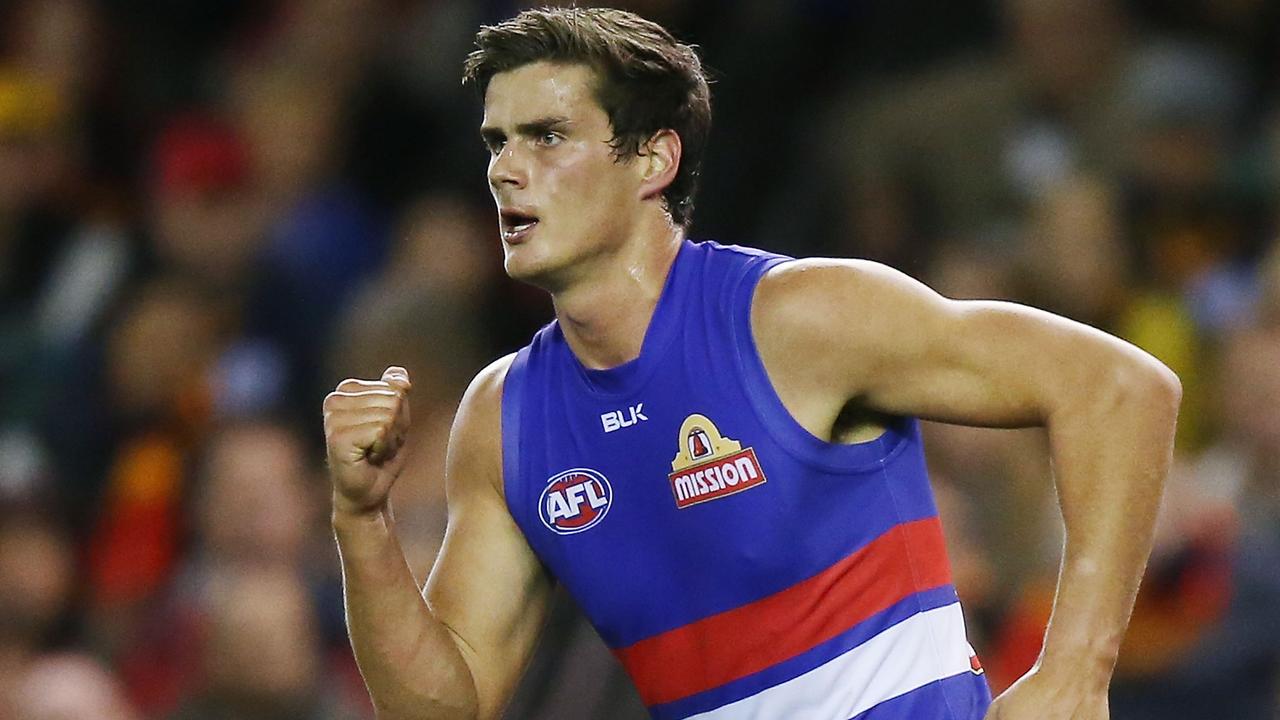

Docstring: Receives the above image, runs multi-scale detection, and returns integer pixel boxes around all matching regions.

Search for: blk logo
[539,468,613,535]
[601,403,648,433]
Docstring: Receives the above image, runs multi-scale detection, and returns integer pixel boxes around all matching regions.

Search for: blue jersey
[501,239,992,719]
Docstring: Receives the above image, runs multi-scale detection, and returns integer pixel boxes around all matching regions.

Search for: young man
[322,8,1181,720]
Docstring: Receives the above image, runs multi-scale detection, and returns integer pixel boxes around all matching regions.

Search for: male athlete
[322,8,1181,720]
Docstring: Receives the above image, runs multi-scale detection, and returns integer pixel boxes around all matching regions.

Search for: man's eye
[539,132,562,146]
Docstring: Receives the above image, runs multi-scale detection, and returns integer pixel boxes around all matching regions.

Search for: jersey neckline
[561,238,694,398]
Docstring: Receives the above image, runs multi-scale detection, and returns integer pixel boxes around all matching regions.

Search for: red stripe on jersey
[613,516,952,707]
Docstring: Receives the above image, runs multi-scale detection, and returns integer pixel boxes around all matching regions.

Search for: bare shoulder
[459,353,518,415]
[752,257,950,355]
[752,256,1178,427]
[755,256,944,304]
[447,353,518,499]
[745,259,929,435]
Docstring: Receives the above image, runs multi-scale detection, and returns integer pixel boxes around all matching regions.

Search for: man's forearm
[1037,362,1181,682]
[334,505,480,719]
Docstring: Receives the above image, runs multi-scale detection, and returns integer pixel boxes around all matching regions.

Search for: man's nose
[488,144,527,190]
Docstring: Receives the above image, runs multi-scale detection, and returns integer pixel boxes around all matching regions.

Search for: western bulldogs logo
[539,468,613,535]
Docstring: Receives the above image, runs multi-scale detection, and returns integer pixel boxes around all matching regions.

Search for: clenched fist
[323,366,413,516]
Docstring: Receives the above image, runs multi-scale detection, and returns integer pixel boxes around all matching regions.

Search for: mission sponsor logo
[668,414,767,509]
[539,468,613,535]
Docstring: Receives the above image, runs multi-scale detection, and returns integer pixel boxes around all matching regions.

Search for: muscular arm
[328,357,554,720]
[752,259,1180,703]
[423,358,555,719]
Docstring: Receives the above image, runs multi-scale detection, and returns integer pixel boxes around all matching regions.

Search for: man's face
[482,62,641,287]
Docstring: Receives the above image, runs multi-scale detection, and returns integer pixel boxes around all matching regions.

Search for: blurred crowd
[0,0,1277,718]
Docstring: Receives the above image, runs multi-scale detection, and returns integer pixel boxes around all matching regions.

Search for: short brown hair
[463,7,712,227]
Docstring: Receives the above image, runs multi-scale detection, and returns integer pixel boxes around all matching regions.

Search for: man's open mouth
[500,209,539,242]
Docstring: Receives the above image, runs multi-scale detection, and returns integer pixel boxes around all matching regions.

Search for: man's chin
[503,246,560,287]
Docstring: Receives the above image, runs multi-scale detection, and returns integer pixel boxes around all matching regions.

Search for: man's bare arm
[752,259,1181,715]
[424,357,555,720]
[324,358,553,720]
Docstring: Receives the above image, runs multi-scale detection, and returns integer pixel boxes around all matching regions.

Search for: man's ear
[637,129,682,202]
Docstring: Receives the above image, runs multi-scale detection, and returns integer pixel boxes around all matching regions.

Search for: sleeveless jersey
[501,239,992,720]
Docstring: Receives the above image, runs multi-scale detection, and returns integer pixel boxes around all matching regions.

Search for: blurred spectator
[0,64,130,435]
[383,194,497,312]
[84,276,221,659]
[12,653,142,720]
[169,566,362,720]
[1108,256,1280,719]
[191,420,320,570]
[146,115,264,293]
[4,0,104,114]
[0,506,74,654]
[108,418,350,718]
[0,504,78,718]
[1018,175,1129,326]
[817,0,1138,262]
[230,62,389,411]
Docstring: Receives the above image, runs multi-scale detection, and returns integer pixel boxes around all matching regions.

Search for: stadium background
[1,0,1278,717]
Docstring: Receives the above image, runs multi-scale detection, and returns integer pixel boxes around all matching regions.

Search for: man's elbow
[1137,358,1182,417]
[1108,354,1182,421]
[372,693,477,720]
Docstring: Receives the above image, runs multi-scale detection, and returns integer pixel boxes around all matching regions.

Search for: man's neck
[552,222,684,370]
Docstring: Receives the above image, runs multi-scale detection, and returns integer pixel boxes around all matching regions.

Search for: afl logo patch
[539,468,613,535]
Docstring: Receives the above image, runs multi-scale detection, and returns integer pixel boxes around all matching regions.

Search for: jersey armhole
[500,345,532,523]
[498,345,562,583]
[727,257,915,472]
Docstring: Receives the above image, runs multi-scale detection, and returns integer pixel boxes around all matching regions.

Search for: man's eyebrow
[514,116,572,135]
[480,116,571,143]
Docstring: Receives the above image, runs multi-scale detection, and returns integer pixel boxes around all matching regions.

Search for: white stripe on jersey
[683,602,975,720]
